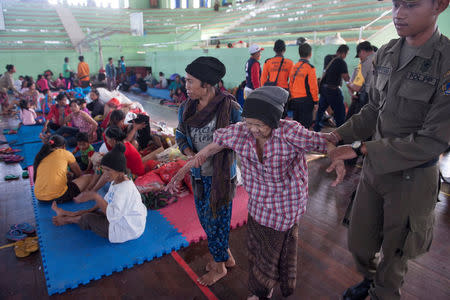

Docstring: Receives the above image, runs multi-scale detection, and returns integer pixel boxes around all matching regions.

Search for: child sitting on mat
[52,143,147,243]
[72,132,95,171]
[19,99,42,125]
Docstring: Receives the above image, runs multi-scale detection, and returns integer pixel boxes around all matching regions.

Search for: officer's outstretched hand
[326,159,346,186]
[329,145,357,161]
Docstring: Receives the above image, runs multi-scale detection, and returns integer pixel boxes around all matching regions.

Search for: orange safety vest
[289,59,319,102]
[260,56,293,89]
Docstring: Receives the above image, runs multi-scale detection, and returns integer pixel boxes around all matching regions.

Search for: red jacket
[46,104,71,125]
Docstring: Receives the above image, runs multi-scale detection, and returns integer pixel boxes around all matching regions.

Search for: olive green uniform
[336,29,450,300]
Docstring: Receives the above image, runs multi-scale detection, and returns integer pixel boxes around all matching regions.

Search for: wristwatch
[351,140,363,156]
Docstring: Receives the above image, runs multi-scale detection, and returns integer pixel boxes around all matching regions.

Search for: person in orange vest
[260,39,293,91]
[77,56,90,88]
[288,43,319,129]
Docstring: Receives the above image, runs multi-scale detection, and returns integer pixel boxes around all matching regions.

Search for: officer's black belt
[322,84,339,89]
[416,158,438,168]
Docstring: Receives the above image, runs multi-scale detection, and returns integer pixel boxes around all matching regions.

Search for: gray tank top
[190,116,217,176]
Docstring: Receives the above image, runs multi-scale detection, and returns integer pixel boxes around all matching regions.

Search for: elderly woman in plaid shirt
[168,86,345,299]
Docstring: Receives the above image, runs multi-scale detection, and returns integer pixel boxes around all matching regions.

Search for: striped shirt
[213,119,327,231]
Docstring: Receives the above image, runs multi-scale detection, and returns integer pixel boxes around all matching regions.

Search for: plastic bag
[156,145,186,163]
[134,171,165,193]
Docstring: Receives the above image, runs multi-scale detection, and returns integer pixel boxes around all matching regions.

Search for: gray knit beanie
[242,86,289,128]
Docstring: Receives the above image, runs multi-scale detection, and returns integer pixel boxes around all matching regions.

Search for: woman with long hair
[65,100,98,143]
[33,135,92,203]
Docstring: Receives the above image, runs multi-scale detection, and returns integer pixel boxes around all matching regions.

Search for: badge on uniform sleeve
[442,79,450,96]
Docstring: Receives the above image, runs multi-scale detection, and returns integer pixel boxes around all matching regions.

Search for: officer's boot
[343,278,373,300]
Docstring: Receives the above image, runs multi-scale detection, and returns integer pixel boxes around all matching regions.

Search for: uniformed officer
[346,41,376,120]
[326,0,450,299]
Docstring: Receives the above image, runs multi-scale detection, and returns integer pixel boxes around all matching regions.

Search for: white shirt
[14,79,22,91]
[105,180,147,243]
[159,76,168,88]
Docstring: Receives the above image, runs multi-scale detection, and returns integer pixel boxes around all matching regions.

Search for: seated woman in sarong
[167,86,345,299]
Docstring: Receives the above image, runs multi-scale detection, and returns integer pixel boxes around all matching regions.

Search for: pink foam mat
[158,186,249,243]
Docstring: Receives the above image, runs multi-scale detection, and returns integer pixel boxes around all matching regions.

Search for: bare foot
[51,201,66,217]
[226,248,236,267]
[52,216,70,226]
[197,262,227,286]
[206,249,236,271]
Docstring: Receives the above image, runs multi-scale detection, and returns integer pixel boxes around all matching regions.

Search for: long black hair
[105,125,126,142]
[109,109,125,126]
[33,135,66,181]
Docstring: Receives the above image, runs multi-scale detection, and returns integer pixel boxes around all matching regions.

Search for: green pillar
[129,0,151,9]
[160,0,170,9]
[232,0,236,7]
[188,0,194,8]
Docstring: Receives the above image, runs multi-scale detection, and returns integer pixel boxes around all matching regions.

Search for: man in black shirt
[313,45,350,132]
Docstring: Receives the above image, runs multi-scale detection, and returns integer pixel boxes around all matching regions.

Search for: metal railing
[358,9,392,42]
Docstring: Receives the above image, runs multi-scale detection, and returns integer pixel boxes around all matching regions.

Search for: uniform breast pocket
[375,74,389,109]
[397,80,435,121]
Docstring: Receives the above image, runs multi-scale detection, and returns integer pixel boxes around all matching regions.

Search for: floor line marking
[171,251,219,300]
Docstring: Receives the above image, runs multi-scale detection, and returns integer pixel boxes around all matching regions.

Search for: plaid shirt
[214,119,327,231]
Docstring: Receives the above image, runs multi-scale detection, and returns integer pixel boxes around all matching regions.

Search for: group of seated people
[30,87,176,243]
[126,68,234,107]
[124,69,189,105]
[33,134,147,244]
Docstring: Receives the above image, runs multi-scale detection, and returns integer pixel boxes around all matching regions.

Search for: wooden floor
[0,114,449,300]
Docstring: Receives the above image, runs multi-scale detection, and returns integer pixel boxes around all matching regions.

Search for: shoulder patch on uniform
[441,79,450,96]
[406,72,438,86]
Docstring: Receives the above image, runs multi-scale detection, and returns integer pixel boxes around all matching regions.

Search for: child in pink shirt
[19,99,38,125]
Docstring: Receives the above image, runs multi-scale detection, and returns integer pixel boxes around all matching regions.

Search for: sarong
[247,214,298,298]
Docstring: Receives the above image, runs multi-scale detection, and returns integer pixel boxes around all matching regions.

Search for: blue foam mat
[5,124,44,145]
[31,189,189,295]
[146,88,171,100]
[15,142,42,169]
